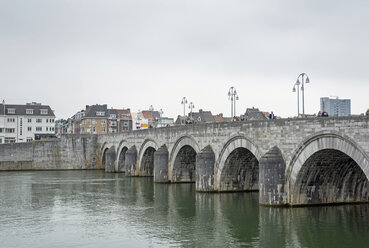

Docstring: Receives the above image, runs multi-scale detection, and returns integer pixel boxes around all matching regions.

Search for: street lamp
[228,87,239,117]
[188,102,195,122]
[293,73,310,118]
[149,105,154,111]
[181,97,188,123]
[292,80,300,117]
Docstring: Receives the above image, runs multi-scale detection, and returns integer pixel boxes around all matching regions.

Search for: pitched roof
[116,109,132,120]
[245,107,268,120]
[0,103,55,117]
[213,114,224,122]
[84,104,108,118]
[191,110,214,123]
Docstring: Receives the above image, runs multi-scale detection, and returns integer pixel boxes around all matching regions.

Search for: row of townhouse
[62,104,174,135]
[62,104,133,135]
[0,102,56,143]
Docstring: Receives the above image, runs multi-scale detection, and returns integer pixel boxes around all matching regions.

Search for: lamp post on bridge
[181,97,188,124]
[293,73,310,118]
[188,102,195,123]
[228,86,239,117]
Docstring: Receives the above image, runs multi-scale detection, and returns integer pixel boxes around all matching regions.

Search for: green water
[0,171,368,248]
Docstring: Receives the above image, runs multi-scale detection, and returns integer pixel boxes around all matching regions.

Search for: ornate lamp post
[181,97,188,124]
[293,73,310,118]
[228,87,239,117]
[188,102,195,122]
[292,81,300,117]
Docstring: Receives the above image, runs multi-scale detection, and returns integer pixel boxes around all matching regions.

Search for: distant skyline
[1,0,368,119]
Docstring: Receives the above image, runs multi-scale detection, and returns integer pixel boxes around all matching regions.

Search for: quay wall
[0,135,101,170]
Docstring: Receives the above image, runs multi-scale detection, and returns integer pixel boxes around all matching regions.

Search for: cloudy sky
[1,0,368,119]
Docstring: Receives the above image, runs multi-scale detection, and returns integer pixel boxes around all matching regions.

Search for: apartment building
[81,104,108,134]
[0,102,56,143]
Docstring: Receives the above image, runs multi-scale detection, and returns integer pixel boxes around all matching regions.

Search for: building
[245,107,268,121]
[108,109,118,133]
[70,110,85,134]
[81,104,108,134]
[175,109,215,125]
[213,114,225,122]
[156,117,174,127]
[320,97,351,117]
[116,109,132,132]
[0,102,56,143]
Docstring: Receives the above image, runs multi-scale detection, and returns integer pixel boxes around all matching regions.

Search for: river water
[0,171,368,248]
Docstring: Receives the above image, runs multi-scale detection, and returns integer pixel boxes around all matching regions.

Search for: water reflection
[0,171,368,248]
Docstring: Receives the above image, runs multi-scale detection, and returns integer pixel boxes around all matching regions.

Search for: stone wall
[0,135,101,170]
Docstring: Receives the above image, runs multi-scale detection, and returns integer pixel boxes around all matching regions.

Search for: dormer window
[109,114,116,118]
[96,111,105,116]
[40,109,48,115]
[7,108,15,114]
[26,109,34,115]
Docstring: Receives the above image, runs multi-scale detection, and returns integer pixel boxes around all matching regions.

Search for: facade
[71,110,85,134]
[156,117,174,127]
[81,104,108,134]
[116,109,132,132]
[320,97,351,117]
[0,102,56,143]
[108,109,118,133]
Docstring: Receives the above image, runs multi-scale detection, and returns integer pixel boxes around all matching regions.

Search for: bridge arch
[116,140,131,172]
[216,135,262,191]
[100,142,112,168]
[138,139,159,176]
[170,135,200,183]
[288,132,369,205]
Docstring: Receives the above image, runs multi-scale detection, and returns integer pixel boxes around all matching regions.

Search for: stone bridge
[98,116,369,207]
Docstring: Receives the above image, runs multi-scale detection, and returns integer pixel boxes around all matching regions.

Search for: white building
[0,102,56,143]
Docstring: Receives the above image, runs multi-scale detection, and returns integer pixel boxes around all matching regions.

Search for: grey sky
[1,0,368,119]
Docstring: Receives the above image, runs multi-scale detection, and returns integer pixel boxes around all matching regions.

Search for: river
[0,171,368,247]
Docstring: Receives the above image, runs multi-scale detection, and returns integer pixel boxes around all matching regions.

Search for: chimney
[199,109,203,113]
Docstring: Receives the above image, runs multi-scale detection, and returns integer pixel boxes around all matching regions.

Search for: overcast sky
[1,0,368,119]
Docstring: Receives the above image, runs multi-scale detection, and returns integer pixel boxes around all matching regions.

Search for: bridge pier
[154,145,169,183]
[259,147,287,206]
[105,147,116,173]
[196,146,215,192]
[125,146,137,176]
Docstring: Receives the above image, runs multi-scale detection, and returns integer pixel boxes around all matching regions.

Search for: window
[26,109,34,114]
[46,127,49,131]
[87,128,91,133]
[5,137,16,143]
[0,128,3,133]
[51,119,54,123]
[28,127,32,131]
[96,111,105,116]
[109,114,116,118]
[92,120,96,124]
[101,127,106,132]
[7,118,15,123]
[36,127,42,131]
[124,122,129,127]
[7,108,15,114]
[28,119,32,123]
[40,109,48,115]
[26,137,33,142]
[5,128,15,133]
[36,119,42,123]
[46,119,49,123]
[101,120,106,124]
[0,138,2,143]
[111,121,117,126]
[93,127,96,133]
